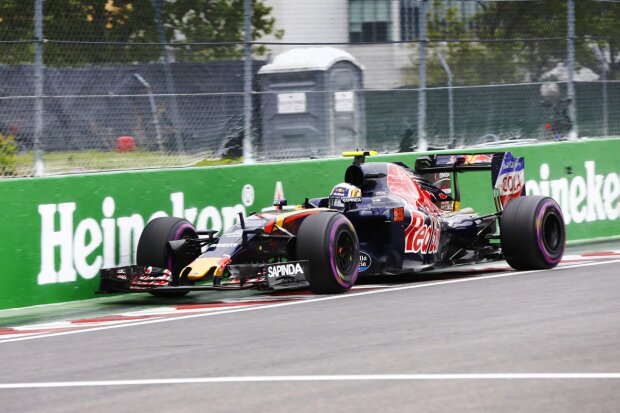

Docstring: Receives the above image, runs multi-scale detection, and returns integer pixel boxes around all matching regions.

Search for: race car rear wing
[414,152,525,212]
[414,153,498,172]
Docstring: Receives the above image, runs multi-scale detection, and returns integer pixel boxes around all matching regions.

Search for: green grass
[12,150,242,176]
[192,157,242,167]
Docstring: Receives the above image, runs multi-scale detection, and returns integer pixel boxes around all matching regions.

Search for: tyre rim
[167,224,197,272]
[335,230,356,276]
[542,210,562,254]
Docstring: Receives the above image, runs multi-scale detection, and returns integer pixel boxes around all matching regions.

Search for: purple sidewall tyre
[500,196,566,270]
[136,217,198,282]
[297,212,360,294]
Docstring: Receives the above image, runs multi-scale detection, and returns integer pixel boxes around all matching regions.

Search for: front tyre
[296,212,360,294]
[137,217,198,297]
[500,196,566,270]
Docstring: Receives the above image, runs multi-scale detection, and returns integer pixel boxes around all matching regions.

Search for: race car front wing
[97,260,311,294]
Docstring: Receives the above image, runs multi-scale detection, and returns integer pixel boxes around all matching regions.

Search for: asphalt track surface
[1,244,619,412]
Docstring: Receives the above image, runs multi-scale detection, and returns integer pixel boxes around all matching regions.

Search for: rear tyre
[137,217,198,297]
[500,196,565,270]
[296,212,360,294]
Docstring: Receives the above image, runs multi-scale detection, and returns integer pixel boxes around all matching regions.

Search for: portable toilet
[258,47,366,159]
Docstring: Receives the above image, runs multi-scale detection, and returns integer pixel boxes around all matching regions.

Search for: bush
[0,132,18,176]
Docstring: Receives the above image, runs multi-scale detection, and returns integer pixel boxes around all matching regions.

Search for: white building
[261,0,480,89]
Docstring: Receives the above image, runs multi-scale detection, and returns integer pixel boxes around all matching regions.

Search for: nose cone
[184,257,229,282]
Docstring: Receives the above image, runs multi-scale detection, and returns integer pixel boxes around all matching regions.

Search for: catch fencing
[0,0,619,176]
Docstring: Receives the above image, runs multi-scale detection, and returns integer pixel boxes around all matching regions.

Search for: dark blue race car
[98,151,566,296]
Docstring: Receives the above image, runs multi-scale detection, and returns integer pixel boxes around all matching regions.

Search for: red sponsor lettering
[405,211,424,252]
[404,210,440,254]
[500,174,523,195]
[497,171,524,207]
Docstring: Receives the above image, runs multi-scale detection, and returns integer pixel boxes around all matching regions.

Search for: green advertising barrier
[0,138,618,309]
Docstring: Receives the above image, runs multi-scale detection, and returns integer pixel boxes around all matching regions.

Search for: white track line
[1,259,619,345]
[1,373,619,389]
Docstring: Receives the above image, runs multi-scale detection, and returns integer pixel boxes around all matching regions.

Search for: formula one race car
[98,151,566,296]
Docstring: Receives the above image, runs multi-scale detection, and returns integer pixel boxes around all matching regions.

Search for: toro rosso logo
[404,210,441,254]
[267,263,305,278]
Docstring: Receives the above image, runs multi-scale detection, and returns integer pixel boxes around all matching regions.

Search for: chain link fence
[1,0,619,177]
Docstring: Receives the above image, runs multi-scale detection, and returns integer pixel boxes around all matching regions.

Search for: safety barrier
[0,138,618,309]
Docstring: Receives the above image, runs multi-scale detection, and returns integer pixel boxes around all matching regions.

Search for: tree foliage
[0,0,281,65]
[475,0,620,80]
[410,0,620,86]
[409,1,526,86]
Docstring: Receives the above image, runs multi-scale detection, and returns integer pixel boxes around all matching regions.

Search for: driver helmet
[328,183,362,208]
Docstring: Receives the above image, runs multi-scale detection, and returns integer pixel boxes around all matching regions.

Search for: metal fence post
[417,0,428,152]
[33,0,45,176]
[134,73,165,153]
[153,0,185,154]
[243,0,254,163]
[566,0,578,140]
[437,50,454,147]
[592,44,608,137]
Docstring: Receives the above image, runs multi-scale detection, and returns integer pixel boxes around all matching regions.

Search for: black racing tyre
[137,217,198,297]
[296,212,360,294]
[500,196,566,270]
